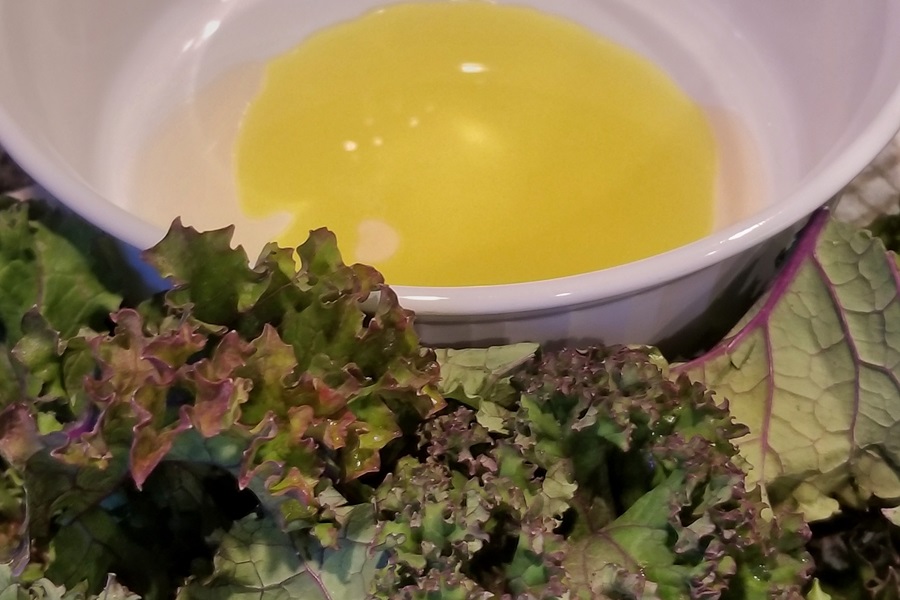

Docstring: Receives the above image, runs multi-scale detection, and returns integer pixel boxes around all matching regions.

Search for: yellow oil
[235,1,717,286]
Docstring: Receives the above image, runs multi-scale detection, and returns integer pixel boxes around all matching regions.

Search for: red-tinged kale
[0,220,443,597]
[0,401,243,597]
[40,224,442,522]
[514,346,813,598]
[371,429,569,599]
[566,433,813,599]
[0,196,144,548]
[374,344,813,598]
[6,201,899,598]
[511,346,746,519]
[670,209,900,595]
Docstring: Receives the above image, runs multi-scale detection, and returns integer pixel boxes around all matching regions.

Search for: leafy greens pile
[0,196,898,598]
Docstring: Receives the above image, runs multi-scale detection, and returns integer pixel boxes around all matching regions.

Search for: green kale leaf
[0,218,441,597]
[5,197,900,599]
[370,344,812,598]
[178,505,381,599]
[676,211,900,521]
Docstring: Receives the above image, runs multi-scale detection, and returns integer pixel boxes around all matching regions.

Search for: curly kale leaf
[3,200,886,598]
[0,219,441,596]
[378,345,812,598]
[566,435,812,599]
[371,429,569,599]
[0,197,135,430]
[17,223,442,527]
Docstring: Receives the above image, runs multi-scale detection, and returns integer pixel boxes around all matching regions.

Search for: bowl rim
[401,103,900,318]
[1,46,900,319]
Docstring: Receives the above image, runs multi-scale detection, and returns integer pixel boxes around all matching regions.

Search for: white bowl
[1,0,900,348]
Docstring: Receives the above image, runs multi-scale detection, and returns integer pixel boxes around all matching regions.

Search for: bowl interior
[1,0,900,314]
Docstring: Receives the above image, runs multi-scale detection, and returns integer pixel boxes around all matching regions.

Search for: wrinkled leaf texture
[39,224,442,527]
[677,210,900,520]
[177,504,381,599]
[0,220,441,596]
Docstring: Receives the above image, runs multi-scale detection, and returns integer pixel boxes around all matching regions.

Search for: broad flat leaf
[676,210,900,516]
[44,507,158,595]
[434,343,539,408]
[0,198,129,343]
[565,463,810,598]
[565,474,690,597]
[19,448,128,550]
[178,505,382,599]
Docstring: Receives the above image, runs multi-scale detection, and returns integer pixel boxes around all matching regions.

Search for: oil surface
[235,2,718,286]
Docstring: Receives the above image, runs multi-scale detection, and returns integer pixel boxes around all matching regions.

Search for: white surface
[0,1,899,346]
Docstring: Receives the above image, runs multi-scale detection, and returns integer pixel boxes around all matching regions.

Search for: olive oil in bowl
[235,2,717,286]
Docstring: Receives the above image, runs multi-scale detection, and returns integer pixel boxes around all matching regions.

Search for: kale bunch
[2,200,898,599]
[371,345,812,598]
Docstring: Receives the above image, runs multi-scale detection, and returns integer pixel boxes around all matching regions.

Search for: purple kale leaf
[675,210,900,521]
